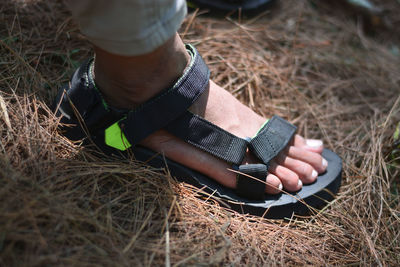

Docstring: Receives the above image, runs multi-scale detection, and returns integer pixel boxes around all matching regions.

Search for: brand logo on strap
[105,120,132,151]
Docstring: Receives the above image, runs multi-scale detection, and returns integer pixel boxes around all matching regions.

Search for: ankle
[92,33,191,109]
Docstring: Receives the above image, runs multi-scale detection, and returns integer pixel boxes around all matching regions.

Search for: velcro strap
[236,164,268,200]
[121,44,210,145]
[166,111,248,165]
[249,115,296,165]
[56,59,124,141]
[57,59,101,121]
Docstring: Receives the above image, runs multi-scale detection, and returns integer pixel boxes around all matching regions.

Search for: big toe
[294,135,324,154]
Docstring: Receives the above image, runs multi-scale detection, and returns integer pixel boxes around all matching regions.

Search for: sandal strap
[120,44,210,145]
[233,116,296,200]
[248,115,296,165]
[55,59,124,141]
[57,45,249,164]
[166,112,248,165]
[116,44,248,164]
[235,164,268,200]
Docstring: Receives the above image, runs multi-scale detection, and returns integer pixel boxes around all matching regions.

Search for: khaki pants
[65,0,187,56]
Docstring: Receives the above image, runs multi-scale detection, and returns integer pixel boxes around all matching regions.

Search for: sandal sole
[133,147,342,218]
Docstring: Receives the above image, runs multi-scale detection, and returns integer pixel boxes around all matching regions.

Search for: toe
[276,154,318,184]
[287,146,327,173]
[265,173,283,194]
[293,135,324,154]
[269,161,302,192]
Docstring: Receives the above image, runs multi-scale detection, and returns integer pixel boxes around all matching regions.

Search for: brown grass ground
[1,0,400,266]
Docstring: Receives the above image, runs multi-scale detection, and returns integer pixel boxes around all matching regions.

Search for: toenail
[278,183,283,190]
[322,158,328,167]
[312,169,318,179]
[306,139,323,148]
[297,179,303,187]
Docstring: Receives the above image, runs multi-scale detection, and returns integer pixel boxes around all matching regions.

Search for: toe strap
[249,115,296,166]
[235,116,296,200]
[235,164,268,200]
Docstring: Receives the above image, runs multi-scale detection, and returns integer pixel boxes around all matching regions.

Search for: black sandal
[53,44,341,218]
[187,0,277,16]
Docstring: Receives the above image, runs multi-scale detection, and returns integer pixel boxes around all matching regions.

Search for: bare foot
[93,34,328,195]
[140,81,328,194]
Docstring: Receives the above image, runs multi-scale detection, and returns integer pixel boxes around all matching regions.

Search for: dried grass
[1,0,399,265]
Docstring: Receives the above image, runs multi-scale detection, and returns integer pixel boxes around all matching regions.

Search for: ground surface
[1,0,400,266]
